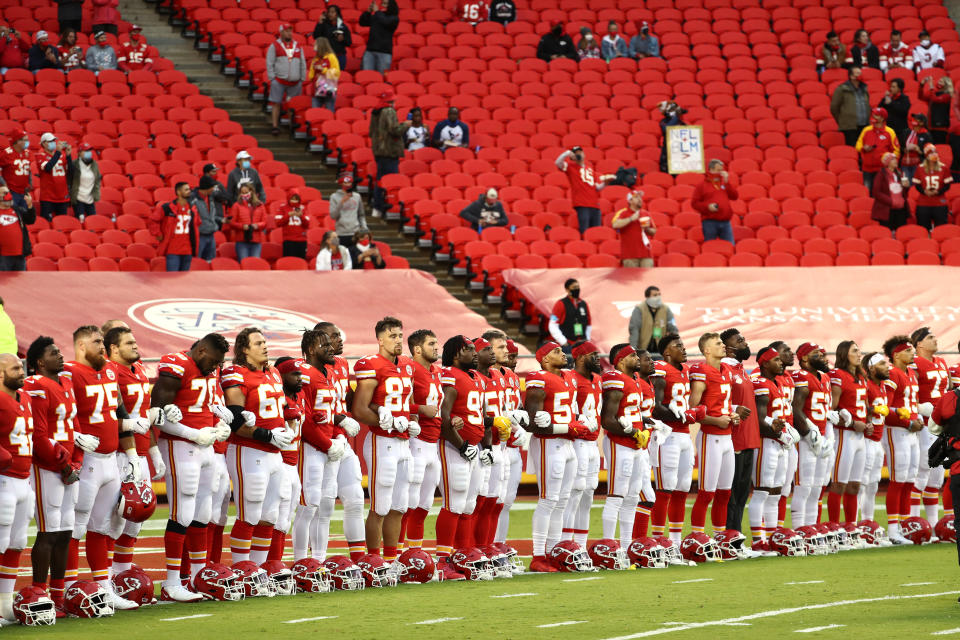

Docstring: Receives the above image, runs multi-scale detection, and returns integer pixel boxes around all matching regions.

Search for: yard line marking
[537,621,588,628]
[662,622,749,627]
[598,590,960,640]
[563,576,604,583]
[283,616,338,624]
[932,628,960,635]
[491,593,538,598]
[902,582,937,587]
[411,618,464,625]
[795,624,845,633]
[672,578,713,584]
[785,581,824,585]
[161,614,213,622]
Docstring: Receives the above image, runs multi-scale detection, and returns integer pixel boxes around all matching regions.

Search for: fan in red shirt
[35,133,71,220]
[611,190,656,267]
[117,25,153,72]
[226,182,268,261]
[0,129,31,200]
[273,190,312,259]
[691,159,739,243]
[856,108,900,183]
[912,145,953,229]
[456,0,488,23]
[149,181,200,271]
[555,146,611,233]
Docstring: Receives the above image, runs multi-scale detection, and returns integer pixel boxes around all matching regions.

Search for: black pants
[91,24,118,36]
[951,473,960,566]
[0,255,26,271]
[842,127,865,146]
[40,201,69,221]
[916,206,949,230]
[726,449,755,531]
[58,18,82,33]
[282,240,306,259]
[880,209,909,231]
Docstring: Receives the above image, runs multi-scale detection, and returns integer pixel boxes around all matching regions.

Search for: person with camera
[611,190,656,267]
[0,25,29,72]
[274,190,312,259]
[307,37,340,112]
[658,101,686,173]
[555,146,611,233]
[35,133,72,221]
[312,5,351,70]
[691,159,739,244]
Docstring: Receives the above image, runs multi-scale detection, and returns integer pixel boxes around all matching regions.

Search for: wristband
[458,441,470,455]
[252,427,272,443]
[228,405,246,432]
[119,431,134,439]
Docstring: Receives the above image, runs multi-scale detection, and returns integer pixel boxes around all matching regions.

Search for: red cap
[338,173,354,185]
[506,339,519,355]
[536,341,561,362]
[872,107,887,120]
[923,143,938,156]
[1,191,11,202]
[571,341,599,359]
[795,342,821,360]
[9,128,25,142]
[276,358,303,375]
[279,23,293,32]
[130,24,142,31]
[612,345,636,368]
[757,349,779,367]
[78,142,93,151]
[473,337,491,351]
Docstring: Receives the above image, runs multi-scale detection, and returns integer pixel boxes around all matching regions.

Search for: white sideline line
[537,621,587,628]
[932,627,960,635]
[902,582,937,586]
[598,591,960,640]
[283,616,338,624]
[785,581,824,585]
[795,624,845,633]
[491,593,538,598]
[161,614,213,622]
[411,617,464,625]
[563,576,604,582]
[672,578,713,584]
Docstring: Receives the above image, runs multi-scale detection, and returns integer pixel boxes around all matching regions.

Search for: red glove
[0,446,11,471]
[52,444,70,468]
[283,406,302,422]
[684,405,707,424]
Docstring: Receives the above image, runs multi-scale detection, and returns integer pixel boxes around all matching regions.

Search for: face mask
[240,160,250,169]
[569,287,581,299]
[21,140,28,150]
[647,295,662,308]
[922,39,931,47]
[44,141,55,152]
[82,151,92,162]
[241,193,251,201]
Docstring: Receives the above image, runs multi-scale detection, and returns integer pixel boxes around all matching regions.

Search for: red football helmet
[356,553,398,587]
[291,558,332,593]
[548,540,594,572]
[857,519,889,546]
[901,516,933,545]
[481,544,513,578]
[321,555,365,590]
[112,565,154,605]
[841,522,864,549]
[713,529,747,560]
[823,522,851,550]
[450,547,495,580]
[13,586,56,626]
[63,580,113,618]
[396,548,436,584]
[936,516,956,542]
[232,560,273,597]
[796,525,829,555]
[261,560,295,596]
[627,537,666,568]
[815,523,839,553]
[117,479,157,523]
[192,562,244,601]
[680,532,721,563]
[494,542,525,574]
[588,539,630,570]
[769,527,806,556]
[655,537,684,565]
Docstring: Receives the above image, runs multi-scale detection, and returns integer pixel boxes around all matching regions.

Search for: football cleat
[437,556,468,581]
[396,549,436,584]
[713,529,748,560]
[13,586,56,626]
[935,516,956,543]
[102,587,139,611]
[232,560,274,597]
[261,560,296,596]
[356,554,398,587]
[321,555,365,590]
[769,527,806,556]
[450,548,495,580]
[159,584,204,604]
[113,566,155,606]
[548,540,594,572]
[680,532,722,563]
[528,556,558,573]
[192,562,244,601]
[588,539,630,570]
[900,516,933,545]
[291,558,332,593]
[627,537,667,568]
[63,581,113,618]
[493,542,526,574]
[117,479,157,523]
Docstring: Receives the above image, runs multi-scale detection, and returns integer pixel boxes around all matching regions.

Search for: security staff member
[548,278,591,355]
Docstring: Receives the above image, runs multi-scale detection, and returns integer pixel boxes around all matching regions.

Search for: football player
[650,334,694,545]
[861,352,890,522]
[404,329,442,550]
[23,337,78,612]
[564,341,601,548]
[826,341,869,526]
[718,328,757,533]
[688,333,738,534]
[273,356,306,561]
[633,349,663,538]
[471,335,509,549]
[790,343,831,528]
[150,333,229,602]
[881,335,923,544]
[0,353,34,624]
[352,317,417,563]
[910,327,951,528]
[495,339,530,546]
[769,341,797,527]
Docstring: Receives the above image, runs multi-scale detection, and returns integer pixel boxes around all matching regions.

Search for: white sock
[805,487,821,528]
[312,498,335,560]
[764,494,780,538]
[619,495,639,549]
[925,502,940,529]
[574,489,593,548]
[748,490,768,540]
[791,485,810,528]
[532,498,555,556]
[0,592,12,620]
[495,496,515,544]
[112,561,131,574]
[292,505,316,561]
[860,482,877,521]
[602,496,622,541]
[888,521,900,537]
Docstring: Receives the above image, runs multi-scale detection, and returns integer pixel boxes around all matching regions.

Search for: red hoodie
[226,199,268,243]
[0,34,29,69]
[691,175,739,221]
[273,190,312,242]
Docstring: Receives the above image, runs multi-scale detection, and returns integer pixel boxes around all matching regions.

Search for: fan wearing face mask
[34,133,72,221]
[691,159,740,244]
[69,143,101,221]
[226,150,266,205]
[628,286,678,356]
[536,22,578,62]
[548,279,591,355]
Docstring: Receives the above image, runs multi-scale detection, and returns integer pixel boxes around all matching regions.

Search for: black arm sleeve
[228,405,246,432]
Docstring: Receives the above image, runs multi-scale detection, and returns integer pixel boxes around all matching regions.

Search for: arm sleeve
[690,183,707,214]
[41,151,61,173]
[459,201,481,224]
[315,249,331,271]
[461,123,469,146]
[266,44,276,81]
[555,150,571,170]
[328,193,341,220]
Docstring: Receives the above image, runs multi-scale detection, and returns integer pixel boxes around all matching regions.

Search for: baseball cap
[923,143,938,156]
[35,30,48,42]
[130,24,142,31]
[235,150,252,160]
[202,163,217,174]
[40,132,56,143]
[9,128,25,141]
[628,189,644,199]
[79,142,93,151]
[94,31,107,40]
[485,188,497,199]
[198,175,216,190]
[338,173,353,186]
[278,23,292,32]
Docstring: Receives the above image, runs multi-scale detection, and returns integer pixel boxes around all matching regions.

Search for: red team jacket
[723,360,760,450]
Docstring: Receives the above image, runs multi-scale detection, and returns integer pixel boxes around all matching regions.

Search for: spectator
[920,75,953,143]
[691,159,739,244]
[950,95,960,182]
[404,107,430,151]
[0,296,15,353]
[556,146,609,233]
[818,31,846,72]
[226,182,267,261]
[273,189,311,259]
[459,188,507,230]
[830,66,870,146]
[312,5,351,70]
[880,78,911,145]
[308,37,340,112]
[488,0,515,25]
[35,133,72,220]
[657,100,686,173]
[57,28,84,71]
[0,130,31,208]
[912,144,952,230]
[0,185,34,272]
[456,0,489,25]
[548,278,591,352]
[329,173,366,249]
[267,24,307,136]
[69,142,100,220]
[91,0,120,36]
[199,163,230,226]
[879,30,913,72]
[576,27,601,60]
[55,0,82,34]
[0,25,29,71]
[629,21,659,59]
[536,22,578,62]
[871,152,911,231]
[226,150,265,204]
[359,0,399,73]
[150,181,200,272]
[85,31,118,73]
[848,29,879,69]
[901,113,933,183]
[28,31,62,71]
[117,25,153,72]
[193,175,223,262]
[369,90,410,217]
[856,108,900,192]
[432,107,469,150]
[315,231,352,271]
[349,230,385,269]
[914,30,945,70]
[601,22,628,61]
[628,286,678,354]
[611,190,656,268]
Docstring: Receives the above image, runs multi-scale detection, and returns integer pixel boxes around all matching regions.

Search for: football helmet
[935,515,956,542]
[493,542,525,574]
[291,558,332,593]
[841,522,866,549]
[232,560,274,597]
[450,547,495,580]
[680,532,721,563]
[13,586,56,626]
[769,527,806,557]
[548,540,594,572]
[795,525,829,555]
[588,539,630,570]
[857,519,890,546]
[815,523,840,553]
[627,537,667,568]
[112,565,154,605]
[823,521,852,550]
[713,529,748,560]
[481,545,513,578]
[261,560,295,596]
[356,554,399,587]
[655,536,685,565]
[192,562,244,601]
[901,516,933,545]
[117,479,157,523]
[322,555,365,590]
[63,580,113,618]
[396,548,436,584]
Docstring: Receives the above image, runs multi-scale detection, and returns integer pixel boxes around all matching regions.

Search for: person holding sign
[691,159,739,245]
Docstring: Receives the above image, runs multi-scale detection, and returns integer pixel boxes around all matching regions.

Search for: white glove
[122,417,151,435]
[378,406,393,430]
[193,426,218,447]
[533,411,550,429]
[786,425,801,443]
[74,432,100,453]
[669,405,683,421]
[393,416,409,433]
[148,404,183,426]
[838,409,852,427]
[929,418,943,435]
[507,409,530,429]
[618,416,636,435]
[819,436,835,459]
[578,414,598,433]
[214,421,232,442]
[478,449,494,466]
[461,443,479,461]
[149,445,165,480]
[407,421,421,437]
[241,410,256,427]
[146,407,164,427]
[777,429,795,447]
[124,450,143,482]
[804,424,824,456]
[826,410,840,425]
[211,404,233,424]
[270,428,295,448]
[326,438,347,461]
[339,416,360,437]
[648,419,672,445]
[919,402,934,418]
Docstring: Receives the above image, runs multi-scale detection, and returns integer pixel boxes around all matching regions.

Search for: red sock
[454,512,475,549]
[368,546,381,556]
[652,491,670,535]
[886,481,903,526]
[383,546,398,562]
[268,529,286,562]
[473,497,493,546]
[180,542,190,580]
[85,532,110,582]
[778,495,787,525]
[899,481,913,518]
[924,489,940,509]
[66,538,79,581]
[632,504,651,538]
[229,520,255,561]
[113,533,136,566]
[668,491,687,536]
[348,542,366,562]
[842,492,859,523]
[910,487,922,511]
[186,524,208,577]
[435,508,460,557]
[945,481,954,516]
[691,491,713,530]
[827,491,842,522]
[2,549,22,588]
[208,523,225,564]
[712,489,731,530]
[816,487,827,523]
[488,502,505,546]
[405,508,429,548]
[50,578,65,607]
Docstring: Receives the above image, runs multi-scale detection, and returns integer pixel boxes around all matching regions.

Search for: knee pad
[450,463,470,494]
[242,469,269,504]
[409,455,427,486]
[177,462,201,498]
[538,496,559,513]
[375,459,397,489]
[0,495,15,528]
[339,482,364,510]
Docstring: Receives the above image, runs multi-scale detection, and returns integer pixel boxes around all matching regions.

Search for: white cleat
[104,590,140,611]
[160,584,205,603]
[888,533,911,545]
[0,616,18,627]
[927,535,940,545]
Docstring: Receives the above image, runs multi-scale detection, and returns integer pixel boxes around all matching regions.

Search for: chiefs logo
[106,368,116,380]
[0,214,17,226]
[408,558,426,570]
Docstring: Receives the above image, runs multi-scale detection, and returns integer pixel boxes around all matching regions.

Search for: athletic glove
[929,418,943,435]
[270,428,295,449]
[826,410,840,425]
[214,421,232,442]
[493,415,513,441]
[149,445,165,480]
[242,410,257,427]
[211,404,233,424]
[407,421,421,438]
[896,407,912,420]
[786,425,801,443]
[478,449,495,466]
[73,432,101,453]
[873,404,890,417]
[378,406,394,430]
[122,417,151,435]
[919,402,934,418]
[533,411,551,429]
[669,405,683,421]
[578,413,599,433]
[339,416,360,437]
[392,416,409,433]
[459,442,479,461]
[838,408,852,427]
[507,409,530,429]
[777,429,795,447]
[513,429,532,450]
[52,444,70,468]
[326,438,347,461]
[124,450,143,482]
[148,404,183,426]
[819,436,835,459]
[632,429,650,448]
[193,427,218,447]
[618,416,636,435]
[683,405,706,425]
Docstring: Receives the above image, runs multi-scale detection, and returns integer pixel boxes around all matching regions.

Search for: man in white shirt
[913,30,945,71]
[70,142,100,220]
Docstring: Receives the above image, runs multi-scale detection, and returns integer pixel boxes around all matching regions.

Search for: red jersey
[724,359,760,450]
[477,368,508,444]
[572,370,601,442]
[63,361,121,454]
[149,200,199,256]
[411,360,442,444]
[0,391,33,478]
[115,361,152,455]
[864,378,888,442]
[221,365,286,452]
[35,149,69,203]
[829,368,868,428]
[792,369,831,435]
[299,362,335,453]
[776,372,795,426]
[0,145,30,194]
[562,158,599,208]
[273,204,311,242]
[752,375,786,439]
[913,355,950,404]
[457,0,488,22]
[156,351,221,441]
[688,361,734,436]
[879,41,912,69]
[612,207,653,260]
[282,391,305,465]
[500,367,522,412]
[353,354,413,439]
[440,366,485,445]
[329,356,352,438]
[524,369,578,441]
[24,373,76,472]
[600,369,645,450]
[884,366,920,427]
[951,364,960,388]
[117,40,153,71]
[636,376,655,419]
[652,360,690,434]
[912,165,952,207]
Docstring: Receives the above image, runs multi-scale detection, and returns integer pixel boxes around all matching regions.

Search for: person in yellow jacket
[308,37,341,112]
